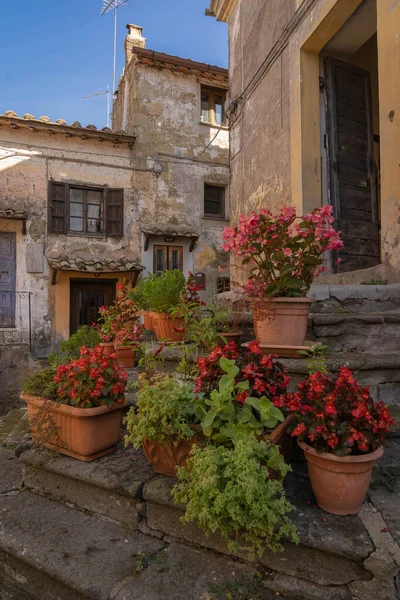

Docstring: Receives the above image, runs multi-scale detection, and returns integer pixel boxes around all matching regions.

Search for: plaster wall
[0,128,138,355]
[114,56,230,294]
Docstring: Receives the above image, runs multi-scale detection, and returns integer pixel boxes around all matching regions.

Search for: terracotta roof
[141,225,199,238]
[133,48,228,83]
[46,254,143,273]
[0,209,28,220]
[0,112,135,147]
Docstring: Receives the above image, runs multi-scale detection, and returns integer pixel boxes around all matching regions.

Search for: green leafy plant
[146,270,186,314]
[22,366,58,401]
[48,326,101,367]
[124,375,198,447]
[298,342,328,375]
[195,357,284,446]
[172,439,298,557]
[137,342,166,372]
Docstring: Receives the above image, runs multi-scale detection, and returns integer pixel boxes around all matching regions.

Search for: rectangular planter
[21,393,128,462]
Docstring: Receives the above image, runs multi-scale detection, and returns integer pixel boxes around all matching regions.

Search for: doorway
[69,279,116,335]
[0,232,16,327]
[320,0,380,273]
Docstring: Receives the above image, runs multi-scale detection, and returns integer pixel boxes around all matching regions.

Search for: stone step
[308,311,400,352]
[0,486,286,600]
[0,408,27,445]
[309,284,400,313]
[19,444,383,600]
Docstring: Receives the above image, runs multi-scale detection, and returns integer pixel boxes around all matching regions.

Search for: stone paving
[0,407,399,599]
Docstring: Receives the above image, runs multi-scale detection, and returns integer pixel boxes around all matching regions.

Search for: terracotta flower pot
[142,429,202,477]
[149,312,161,339]
[155,313,185,342]
[142,311,153,331]
[299,440,384,515]
[22,392,128,462]
[250,297,314,347]
[216,331,244,347]
[100,342,116,357]
[115,345,137,368]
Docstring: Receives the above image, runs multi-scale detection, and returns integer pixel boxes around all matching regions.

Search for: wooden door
[70,279,116,335]
[0,232,16,327]
[324,57,379,272]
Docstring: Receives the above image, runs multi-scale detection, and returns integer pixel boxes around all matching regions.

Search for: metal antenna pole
[100,0,131,124]
[84,87,111,128]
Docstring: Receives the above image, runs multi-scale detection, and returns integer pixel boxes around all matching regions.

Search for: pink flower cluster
[223,206,343,298]
[53,345,128,408]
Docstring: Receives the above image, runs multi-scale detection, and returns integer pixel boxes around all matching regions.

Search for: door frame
[0,231,16,328]
[69,278,117,335]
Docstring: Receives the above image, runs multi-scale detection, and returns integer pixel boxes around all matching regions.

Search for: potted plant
[124,374,201,476]
[172,438,298,557]
[129,275,155,331]
[97,281,140,355]
[21,345,128,461]
[288,366,394,514]
[146,270,187,342]
[222,206,343,349]
[183,300,243,350]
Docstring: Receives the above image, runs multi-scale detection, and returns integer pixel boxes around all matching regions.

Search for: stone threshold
[19,443,400,599]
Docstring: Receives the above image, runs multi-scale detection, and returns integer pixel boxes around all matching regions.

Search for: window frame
[68,185,105,237]
[200,86,227,127]
[153,245,183,274]
[203,183,226,220]
[48,181,124,238]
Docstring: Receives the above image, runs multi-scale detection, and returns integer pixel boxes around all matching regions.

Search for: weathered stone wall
[0,128,138,355]
[114,50,230,295]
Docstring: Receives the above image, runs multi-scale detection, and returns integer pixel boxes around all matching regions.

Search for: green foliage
[298,342,328,375]
[22,366,58,401]
[129,275,157,311]
[48,326,101,368]
[208,572,265,600]
[195,357,284,446]
[184,301,232,350]
[172,439,298,557]
[359,279,388,286]
[146,270,186,314]
[124,375,198,447]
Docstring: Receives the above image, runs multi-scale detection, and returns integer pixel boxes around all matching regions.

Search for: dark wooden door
[70,279,116,335]
[0,232,16,327]
[324,57,379,272]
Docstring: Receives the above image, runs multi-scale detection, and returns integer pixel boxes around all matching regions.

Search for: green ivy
[195,357,284,446]
[172,439,299,557]
[124,375,198,447]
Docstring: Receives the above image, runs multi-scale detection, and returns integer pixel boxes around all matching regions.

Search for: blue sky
[0,0,228,129]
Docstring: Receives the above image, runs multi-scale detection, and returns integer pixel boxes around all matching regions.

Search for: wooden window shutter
[106,188,124,237]
[48,181,68,233]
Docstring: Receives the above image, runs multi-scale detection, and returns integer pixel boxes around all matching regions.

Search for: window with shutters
[48,181,123,237]
[153,246,183,274]
[200,86,227,126]
[204,184,226,219]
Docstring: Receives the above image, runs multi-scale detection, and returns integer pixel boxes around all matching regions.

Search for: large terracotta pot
[149,312,161,339]
[299,440,384,515]
[250,297,314,346]
[100,342,116,357]
[22,392,128,462]
[216,331,244,347]
[115,345,137,368]
[155,313,185,342]
[142,311,153,331]
[142,430,202,477]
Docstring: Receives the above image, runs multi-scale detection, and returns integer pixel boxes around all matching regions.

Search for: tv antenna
[101,0,131,123]
[83,86,111,128]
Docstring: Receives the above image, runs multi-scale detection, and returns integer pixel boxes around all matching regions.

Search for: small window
[200,86,227,126]
[153,246,183,274]
[48,182,123,237]
[204,184,225,219]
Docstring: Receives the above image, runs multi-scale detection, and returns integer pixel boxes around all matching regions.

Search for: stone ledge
[311,311,400,325]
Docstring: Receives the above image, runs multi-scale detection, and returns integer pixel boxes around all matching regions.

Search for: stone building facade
[113,25,230,291]
[208,0,400,284]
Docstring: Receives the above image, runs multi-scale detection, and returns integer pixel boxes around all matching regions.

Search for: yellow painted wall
[54,271,134,343]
